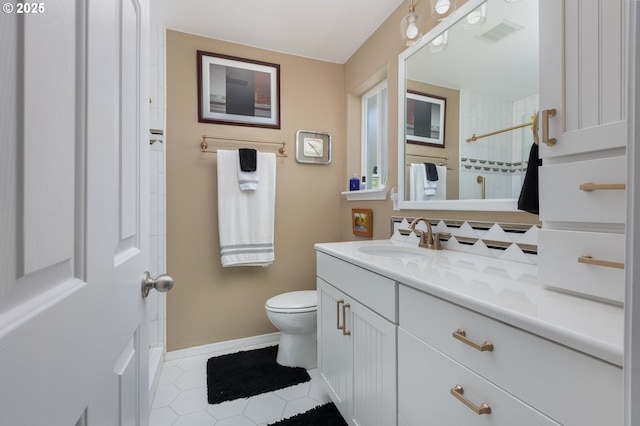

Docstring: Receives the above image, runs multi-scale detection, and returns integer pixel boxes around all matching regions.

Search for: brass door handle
[452,329,494,352]
[579,183,626,192]
[541,109,556,146]
[342,303,351,336]
[451,385,491,415]
[336,299,344,330]
[578,255,624,270]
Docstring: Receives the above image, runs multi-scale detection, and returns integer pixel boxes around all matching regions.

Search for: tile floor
[150,345,331,426]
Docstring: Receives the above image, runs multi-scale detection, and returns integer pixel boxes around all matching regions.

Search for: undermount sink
[358,244,433,261]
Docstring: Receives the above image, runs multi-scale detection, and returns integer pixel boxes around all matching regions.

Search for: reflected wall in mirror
[398,0,539,211]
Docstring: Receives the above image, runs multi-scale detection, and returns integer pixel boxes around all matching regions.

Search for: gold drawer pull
[541,109,557,146]
[342,303,351,336]
[336,299,344,330]
[452,329,494,352]
[578,255,624,270]
[579,183,626,192]
[451,385,491,415]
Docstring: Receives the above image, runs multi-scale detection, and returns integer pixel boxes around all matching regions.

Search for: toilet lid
[265,290,317,312]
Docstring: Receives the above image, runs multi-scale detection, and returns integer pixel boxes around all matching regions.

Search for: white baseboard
[164,332,281,362]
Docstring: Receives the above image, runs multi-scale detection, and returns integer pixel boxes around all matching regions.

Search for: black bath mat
[268,403,347,426]
[207,345,311,404]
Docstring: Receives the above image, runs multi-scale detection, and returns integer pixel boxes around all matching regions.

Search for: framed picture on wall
[406,91,446,147]
[197,50,281,129]
[352,208,373,238]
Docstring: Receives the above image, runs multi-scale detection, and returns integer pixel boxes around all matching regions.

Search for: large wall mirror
[398,0,538,211]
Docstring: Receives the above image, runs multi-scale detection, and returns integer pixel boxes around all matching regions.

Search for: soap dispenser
[371,166,380,189]
[349,173,360,191]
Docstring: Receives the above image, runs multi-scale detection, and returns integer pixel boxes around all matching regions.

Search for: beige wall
[166,0,539,351]
[166,30,345,351]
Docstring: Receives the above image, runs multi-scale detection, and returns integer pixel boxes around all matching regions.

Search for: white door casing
[0,0,150,425]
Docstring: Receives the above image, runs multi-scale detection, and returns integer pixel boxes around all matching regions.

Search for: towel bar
[200,135,288,157]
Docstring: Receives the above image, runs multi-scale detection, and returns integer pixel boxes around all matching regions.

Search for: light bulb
[466,11,481,25]
[406,22,419,39]
[435,0,451,14]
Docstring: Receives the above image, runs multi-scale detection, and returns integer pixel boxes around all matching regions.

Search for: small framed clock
[295,130,332,164]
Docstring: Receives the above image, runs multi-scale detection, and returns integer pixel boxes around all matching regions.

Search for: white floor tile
[243,393,286,424]
[150,350,331,426]
[149,406,178,426]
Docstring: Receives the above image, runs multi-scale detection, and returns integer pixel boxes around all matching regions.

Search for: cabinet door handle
[450,385,491,415]
[541,108,557,146]
[336,299,344,330]
[452,329,494,352]
[342,303,351,336]
[578,255,625,270]
[579,183,626,192]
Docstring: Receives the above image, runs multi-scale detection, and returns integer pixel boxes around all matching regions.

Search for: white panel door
[317,279,352,421]
[539,0,627,159]
[0,0,150,425]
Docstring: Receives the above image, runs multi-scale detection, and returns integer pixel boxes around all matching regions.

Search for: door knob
[142,271,174,298]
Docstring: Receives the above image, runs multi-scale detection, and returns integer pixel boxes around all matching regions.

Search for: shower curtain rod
[200,135,288,157]
[465,119,535,143]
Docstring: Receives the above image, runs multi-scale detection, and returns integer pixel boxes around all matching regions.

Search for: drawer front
[398,329,560,426]
[317,252,396,322]
[399,285,623,426]
[538,229,625,304]
[539,155,626,224]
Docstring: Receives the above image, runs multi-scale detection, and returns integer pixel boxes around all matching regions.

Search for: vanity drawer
[399,285,623,426]
[317,252,396,322]
[539,155,626,224]
[538,229,625,304]
[398,329,560,426]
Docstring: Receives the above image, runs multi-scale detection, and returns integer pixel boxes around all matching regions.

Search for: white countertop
[315,239,624,367]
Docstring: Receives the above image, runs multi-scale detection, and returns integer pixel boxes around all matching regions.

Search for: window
[361,81,388,190]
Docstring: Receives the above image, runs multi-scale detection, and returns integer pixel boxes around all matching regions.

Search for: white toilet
[265,290,317,369]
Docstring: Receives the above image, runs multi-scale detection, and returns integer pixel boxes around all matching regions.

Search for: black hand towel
[517,143,541,214]
[423,162,439,181]
[239,148,257,172]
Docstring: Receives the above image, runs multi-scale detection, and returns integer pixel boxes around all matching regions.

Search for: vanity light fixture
[461,3,487,30]
[430,0,457,21]
[427,30,449,53]
[401,0,424,46]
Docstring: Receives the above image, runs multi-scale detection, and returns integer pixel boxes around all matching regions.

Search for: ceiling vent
[476,19,524,43]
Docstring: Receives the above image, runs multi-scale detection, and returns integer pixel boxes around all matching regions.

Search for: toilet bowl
[265,290,317,369]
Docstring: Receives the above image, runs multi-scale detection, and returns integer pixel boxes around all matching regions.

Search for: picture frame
[352,208,373,237]
[197,50,280,129]
[406,91,446,148]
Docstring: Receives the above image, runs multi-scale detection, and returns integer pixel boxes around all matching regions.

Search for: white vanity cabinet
[316,252,397,426]
[397,285,622,426]
[538,0,627,304]
[316,240,624,426]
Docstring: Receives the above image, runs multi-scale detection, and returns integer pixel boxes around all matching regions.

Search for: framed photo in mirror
[406,91,446,147]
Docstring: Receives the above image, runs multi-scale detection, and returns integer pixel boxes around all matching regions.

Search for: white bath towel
[217,149,276,267]
[410,163,447,201]
[238,167,258,191]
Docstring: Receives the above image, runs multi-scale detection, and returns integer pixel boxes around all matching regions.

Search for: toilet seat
[265,290,317,313]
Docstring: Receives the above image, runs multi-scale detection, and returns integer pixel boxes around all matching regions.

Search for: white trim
[164,332,281,361]
[625,2,639,425]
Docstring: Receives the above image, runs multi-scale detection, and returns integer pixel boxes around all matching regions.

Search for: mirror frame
[397,0,519,211]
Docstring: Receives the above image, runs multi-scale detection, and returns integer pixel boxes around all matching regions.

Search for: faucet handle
[432,232,451,250]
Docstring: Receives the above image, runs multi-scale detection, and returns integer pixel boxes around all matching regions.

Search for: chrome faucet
[408,217,450,250]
